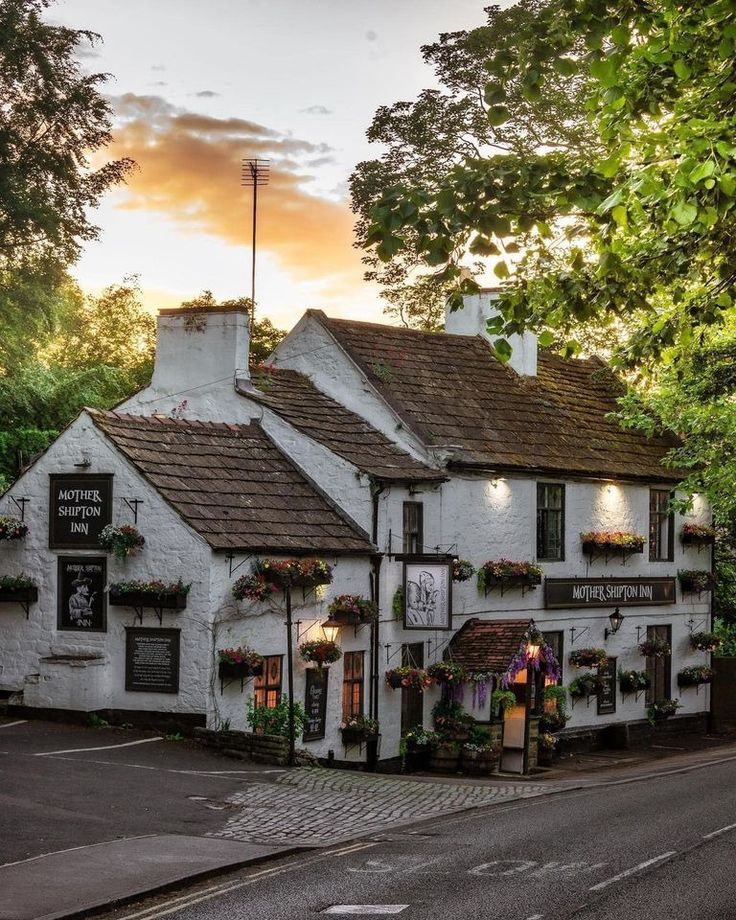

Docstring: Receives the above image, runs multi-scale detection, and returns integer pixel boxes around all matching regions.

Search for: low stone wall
[193,727,289,765]
[7,703,205,733]
[559,712,709,754]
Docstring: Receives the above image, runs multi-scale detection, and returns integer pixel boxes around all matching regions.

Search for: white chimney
[150,305,251,395]
[445,289,537,377]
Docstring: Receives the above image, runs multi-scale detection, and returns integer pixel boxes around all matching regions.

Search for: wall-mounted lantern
[604,607,624,640]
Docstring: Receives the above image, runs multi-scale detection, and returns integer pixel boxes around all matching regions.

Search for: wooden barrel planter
[429,743,461,773]
[462,749,500,776]
[405,741,431,772]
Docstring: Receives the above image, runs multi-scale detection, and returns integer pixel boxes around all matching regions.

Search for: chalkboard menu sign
[49,474,113,549]
[57,556,107,631]
[597,657,617,715]
[125,628,180,694]
[303,667,329,741]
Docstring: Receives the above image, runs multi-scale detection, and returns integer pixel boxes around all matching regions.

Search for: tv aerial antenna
[241,157,270,330]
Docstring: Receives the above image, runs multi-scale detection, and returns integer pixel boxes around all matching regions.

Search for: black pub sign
[49,474,113,549]
[57,556,107,631]
[125,628,181,694]
[303,667,329,741]
[545,577,676,609]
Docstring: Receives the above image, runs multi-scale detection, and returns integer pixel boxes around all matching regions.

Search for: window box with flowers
[681,524,716,547]
[639,637,671,659]
[255,557,333,590]
[569,648,608,669]
[678,570,716,595]
[677,665,715,689]
[580,531,645,564]
[217,646,263,692]
[340,714,379,745]
[477,560,543,596]
[569,672,604,700]
[98,524,145,561]
[0,574,38,617]
[108,579,190,624]
[452,559,475,582]
[690,632,722,653]
[385,666,433,691]
[0,517,28,542]
[299,640,341,668]
[647,698,681,724]
[326,594,377,626]
[618,669,651,696]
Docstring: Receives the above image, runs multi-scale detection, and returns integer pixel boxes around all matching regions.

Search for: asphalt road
[102,756,736,920]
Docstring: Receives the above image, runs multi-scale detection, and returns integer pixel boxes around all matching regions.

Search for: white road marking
[468,859,538,877]
[33,737,163,756]
[0,720,27,729]
[348,856,441,874]
[322,908,409,915]
[588,852,676,891]
[703,822,736,839]
[526,915,544,919]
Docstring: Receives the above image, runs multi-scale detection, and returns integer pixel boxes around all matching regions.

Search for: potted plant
[429,738,461,773]
[681,523,716,546]
[677,665,715,688]
[431,699,474,741]
[384,666,433,691]
[461,737,501,775]
[537,732,557,767]
[477,559,543,593]
[108,578,190,609]
[246,694,307,739]
[647,699,681,724]
[639,637,671,658]
[490,688,517,719]
[340,714,379,744]
[618,669,651,694]
[232,572,280,602]
[569,648,608,668]
[327,594,377,626]
[690,632,722,652]
[580,531,646,558]
[0,516,28,541]
[678,570,715,593]
[255,557,333,590]
[400,726,437,772]
[217,645,264,680]
[0,573,38,604]
[540,685,569,733]
[98,523,145,561]
[391,586,405,620]
[299,639,341,667]
[427,660,467,685]
[452,559,475,582]
[569,673,603,698]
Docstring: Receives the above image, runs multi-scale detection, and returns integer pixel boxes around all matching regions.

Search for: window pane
[402,502,423,554]
[537,483,564,560]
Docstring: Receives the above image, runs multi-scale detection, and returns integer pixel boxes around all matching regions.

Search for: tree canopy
[365,0,736,365]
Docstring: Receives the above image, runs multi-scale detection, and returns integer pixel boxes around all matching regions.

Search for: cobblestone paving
[209,768,557,846]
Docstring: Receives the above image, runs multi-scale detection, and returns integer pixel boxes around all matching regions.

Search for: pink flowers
[0,516,28,541]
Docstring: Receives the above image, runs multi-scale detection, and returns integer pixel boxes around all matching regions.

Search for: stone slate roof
[246,367,442,482]
[448,618,535,673]
[308,311,681,483]
[89,410,373,554]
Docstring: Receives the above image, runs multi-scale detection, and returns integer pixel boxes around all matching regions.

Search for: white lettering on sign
[571,583,654,603]
[57,489,102,502]
[70,522,89,534]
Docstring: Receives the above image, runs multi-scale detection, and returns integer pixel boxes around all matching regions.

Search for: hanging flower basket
[427,661,467,684]
[499,626,561,688]
[385,666,433,691]
[639,637,671,658]
[618,669,651,693]
[0,573,38,604]
[108,579,190,609]
[217,646,264,680]
[690,632,722,653]
[569,647,608,669]
[647,699,681,724]
[340,715,379,744]
[98,524,145,561]
[232,573,280,602]
[327,594,377,626]
[255,557,333,589]
[678,570,715,593]
[0,517,28,542]
[477,560,543,594]
[677,666,715,688]
[299,639,341,667]
[569,673,603,698]
[580,531,646,554]
[681,524,716,546]
[452,559,475,582]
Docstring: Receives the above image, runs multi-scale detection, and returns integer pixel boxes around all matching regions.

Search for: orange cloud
[106,94,363,288]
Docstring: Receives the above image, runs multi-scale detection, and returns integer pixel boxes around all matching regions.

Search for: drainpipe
[367,478,384,771]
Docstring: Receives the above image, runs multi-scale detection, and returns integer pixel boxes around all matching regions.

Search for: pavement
[1,715,736,920]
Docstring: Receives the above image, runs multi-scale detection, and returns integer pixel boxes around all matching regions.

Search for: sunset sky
[52,0,502,330]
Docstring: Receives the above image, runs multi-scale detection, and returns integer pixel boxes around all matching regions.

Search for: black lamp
[604,607,624,640]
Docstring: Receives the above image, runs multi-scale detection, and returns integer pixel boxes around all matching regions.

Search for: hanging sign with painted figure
[545,577,676,609]
[57,556,107,631]
[403,559,452,630]
[49,474,113,549]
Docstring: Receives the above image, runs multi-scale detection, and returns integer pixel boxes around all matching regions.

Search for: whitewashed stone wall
[0,413,213,717]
